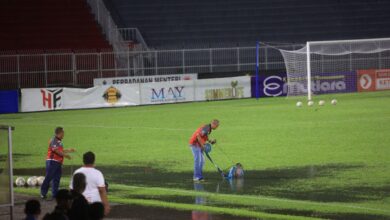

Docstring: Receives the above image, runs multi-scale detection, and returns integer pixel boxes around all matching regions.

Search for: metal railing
[85,0,129,68]
[0,45,303,89]
[117,28,149,51]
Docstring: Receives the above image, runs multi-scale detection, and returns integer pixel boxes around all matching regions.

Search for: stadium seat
[0,0,116,88]
[104,0,390,49]
[0,0,112,51]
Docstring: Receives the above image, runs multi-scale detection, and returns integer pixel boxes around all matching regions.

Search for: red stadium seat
[0,0,114,89]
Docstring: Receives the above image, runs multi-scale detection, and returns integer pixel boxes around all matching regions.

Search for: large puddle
[13,163,390,220]
[108,204,253,220]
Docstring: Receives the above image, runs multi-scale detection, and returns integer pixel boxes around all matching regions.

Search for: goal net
[279,38,390,100]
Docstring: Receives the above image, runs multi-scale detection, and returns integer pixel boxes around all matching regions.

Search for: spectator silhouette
[89,202,105,220]
[24,199,41,220]
[69,173,90,220]
[43,189,72,220]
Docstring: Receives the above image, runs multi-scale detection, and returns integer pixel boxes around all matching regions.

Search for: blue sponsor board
[251,72,357,97]
[0,90,19,114]
[251,73,288,97]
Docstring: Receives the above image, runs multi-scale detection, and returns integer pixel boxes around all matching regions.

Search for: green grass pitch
[1,91,390,219]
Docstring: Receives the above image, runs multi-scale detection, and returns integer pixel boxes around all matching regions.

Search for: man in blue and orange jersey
[40,127,75,199]
[189,119,219,181]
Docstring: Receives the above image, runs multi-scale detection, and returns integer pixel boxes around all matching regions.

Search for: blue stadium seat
[104,0,390,49]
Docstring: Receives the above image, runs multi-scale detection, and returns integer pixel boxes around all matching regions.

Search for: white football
[307,101,314,106]
[37,176,45,186]
[27,176,38,187]
[318,100,325,106]
[331,99,337,105]
[15,177,26,187]
[296,101,303,107]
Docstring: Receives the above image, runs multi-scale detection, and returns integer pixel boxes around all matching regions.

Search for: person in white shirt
[70,151,110,215]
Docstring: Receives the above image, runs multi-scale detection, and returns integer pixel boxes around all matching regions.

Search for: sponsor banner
[311,72,357,94]
[21,85,140,112]
[22,88,63,112]
[21,76,250,112]
[251,72,357,97]
[140,80,195,105]
[195,76,251,101]
[94,74,197,86]
[357,70,376,92]
[251,73,288,97]
[357,69,390,92]
[62,85,140,110]
[376,69,390,90]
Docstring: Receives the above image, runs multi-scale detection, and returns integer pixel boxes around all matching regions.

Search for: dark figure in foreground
[89,202,105,220]
[69,173,90,220]
[24,199,41,220]
[43,189,73,220]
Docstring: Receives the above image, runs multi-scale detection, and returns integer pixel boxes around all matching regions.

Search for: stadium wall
[251,69,390,98]
[15,68,390,113]
[0,91,19,114]
[20,76,251,112]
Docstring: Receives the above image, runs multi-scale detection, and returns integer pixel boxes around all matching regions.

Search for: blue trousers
[40,160,62,198]
[191,145,205,179]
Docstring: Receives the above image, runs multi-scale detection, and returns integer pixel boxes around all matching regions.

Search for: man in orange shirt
[40,127,75,199]
[189,119,219,181]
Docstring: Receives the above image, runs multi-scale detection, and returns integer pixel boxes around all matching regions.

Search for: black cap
[55,189,72,200]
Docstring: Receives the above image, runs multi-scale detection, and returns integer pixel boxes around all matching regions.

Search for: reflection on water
[229,178,244,192]
[193,179,246,220]
[108,203,254,220]
[216,177,244,193]
[193,182,209,220]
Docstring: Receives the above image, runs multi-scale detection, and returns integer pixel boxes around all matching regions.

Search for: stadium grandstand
[105,0,390,48]
[1,0,390,89]
[0,0,111,51]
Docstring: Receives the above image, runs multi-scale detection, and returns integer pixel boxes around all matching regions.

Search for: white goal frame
[306,37,390,100]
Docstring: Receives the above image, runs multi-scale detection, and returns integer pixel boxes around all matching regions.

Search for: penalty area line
[7,122,192,132]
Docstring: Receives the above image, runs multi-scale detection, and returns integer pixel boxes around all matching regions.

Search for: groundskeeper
[189,119,219,181]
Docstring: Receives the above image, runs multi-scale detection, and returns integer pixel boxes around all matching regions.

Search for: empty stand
[0,0,112,51]
[0,0,118,88]
[104,0,390,48]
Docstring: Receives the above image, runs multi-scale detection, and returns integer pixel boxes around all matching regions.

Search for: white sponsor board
[21,88,64,112]
[376,69,390,90]
[140,80,195,105]
[93,74,197,86]
[195,76,251,101]
[63,86,140,110]
[21,85,140,112]
[21,76,251,112]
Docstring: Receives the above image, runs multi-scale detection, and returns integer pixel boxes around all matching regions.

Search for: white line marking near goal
[7,122,192,132]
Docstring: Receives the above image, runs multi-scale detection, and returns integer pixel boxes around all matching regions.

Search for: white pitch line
[6,122,193,132]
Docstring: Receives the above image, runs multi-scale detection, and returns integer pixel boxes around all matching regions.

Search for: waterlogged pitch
[1,91,390,220]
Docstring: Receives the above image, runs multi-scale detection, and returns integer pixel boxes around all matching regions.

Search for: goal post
[255,41,260,99]
[306,42,312,100]
[0,125,14,220]
[280,37,390,100]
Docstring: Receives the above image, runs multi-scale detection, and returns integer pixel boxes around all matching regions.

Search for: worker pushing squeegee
[188,119,244,182]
